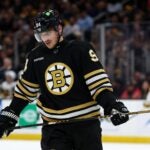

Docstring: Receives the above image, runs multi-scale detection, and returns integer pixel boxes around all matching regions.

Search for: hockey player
[0,9,129,150]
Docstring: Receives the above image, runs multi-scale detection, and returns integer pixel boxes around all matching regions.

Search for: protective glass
[34,28,55,42]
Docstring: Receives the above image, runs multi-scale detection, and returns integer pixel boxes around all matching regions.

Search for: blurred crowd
[0,0,149,100]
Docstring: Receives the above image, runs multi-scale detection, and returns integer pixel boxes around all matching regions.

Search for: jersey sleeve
[14,53,40,102]
[80,42,113,100]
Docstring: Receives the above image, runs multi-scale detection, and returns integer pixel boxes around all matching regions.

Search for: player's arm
[80,42,129,126]
[0,53,40,138]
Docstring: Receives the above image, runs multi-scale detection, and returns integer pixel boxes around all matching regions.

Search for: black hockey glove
[0,107,18,138]
[105,102,129,126]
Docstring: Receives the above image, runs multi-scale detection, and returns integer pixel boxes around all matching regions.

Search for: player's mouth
[45,41,54,49]
[45,40,51,45]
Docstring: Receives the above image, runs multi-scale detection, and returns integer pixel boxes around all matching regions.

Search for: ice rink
[0,140,150,150]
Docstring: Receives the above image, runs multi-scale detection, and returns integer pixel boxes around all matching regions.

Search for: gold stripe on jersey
[84,69,113,100]
[17,82,37,97]
[37,100,97,114]
[14,92,29,101]
[93,87,113,100]
[38,106,100,120]
[41,111,100,122]
[42,116,62,122]
[14,92,35,103]
[37,101,100,120]
[21,78,39,88]
[84,69,105,79]
[76,111,100,119]
[88,78,110,90]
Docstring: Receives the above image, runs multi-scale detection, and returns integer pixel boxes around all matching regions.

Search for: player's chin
[45,43,54,49]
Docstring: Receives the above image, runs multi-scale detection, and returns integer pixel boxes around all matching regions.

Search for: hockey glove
[105,102,129,126]
[0,107,18,138]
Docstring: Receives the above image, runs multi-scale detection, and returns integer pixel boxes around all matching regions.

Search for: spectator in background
[0,70,16,99]
[63,16,82,40]
[0,8,15,32]
[1,35,14,58]
[77,10,94,41]
[84,2,98,17]
[141,80,149,99]
[0,57,15,82]
[132,71,145,88]
[143,88,150,107]
[107,0,122,13]
[120,82,142,99]
[112,79,125,98]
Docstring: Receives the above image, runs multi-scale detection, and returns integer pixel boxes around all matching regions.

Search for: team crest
[45,63,74,95]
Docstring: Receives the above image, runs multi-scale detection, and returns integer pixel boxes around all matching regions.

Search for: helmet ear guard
[33,9,63,42]
[34,31,42,42]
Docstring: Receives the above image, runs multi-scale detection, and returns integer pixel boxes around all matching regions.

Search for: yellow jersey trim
[88,78,110,90]
[21,78,39,88]
[42,111,100,122]
[37,100,97,114]
[93,88,113,100]
[14,93,28,101]
[18,83,37,97]
[84,69,105,79]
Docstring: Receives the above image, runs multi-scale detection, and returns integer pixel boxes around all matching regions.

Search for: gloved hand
[105,101,129,126]
[0,107,18,138]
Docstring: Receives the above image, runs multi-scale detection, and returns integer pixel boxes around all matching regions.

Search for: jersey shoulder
[26,43,45,59]
[69,40,90,50]
[68,40,93,57]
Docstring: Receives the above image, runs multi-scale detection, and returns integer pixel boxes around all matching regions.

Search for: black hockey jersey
[14,40,113,121]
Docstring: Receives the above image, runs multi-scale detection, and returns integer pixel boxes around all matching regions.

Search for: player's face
[40,28,59,49]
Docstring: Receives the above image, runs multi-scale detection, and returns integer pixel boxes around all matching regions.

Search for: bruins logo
[45,63,74,95]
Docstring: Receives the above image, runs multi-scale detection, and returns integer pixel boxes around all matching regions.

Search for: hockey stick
[127,109,150,115]
[9,117,98,130]
[9,109,150,130]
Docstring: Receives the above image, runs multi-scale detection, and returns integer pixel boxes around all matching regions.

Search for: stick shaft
[10,117,98,130]
[128,109,150,115]
[10,109,150,130]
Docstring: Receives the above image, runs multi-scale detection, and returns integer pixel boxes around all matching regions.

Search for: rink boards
[0,100,150,143]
